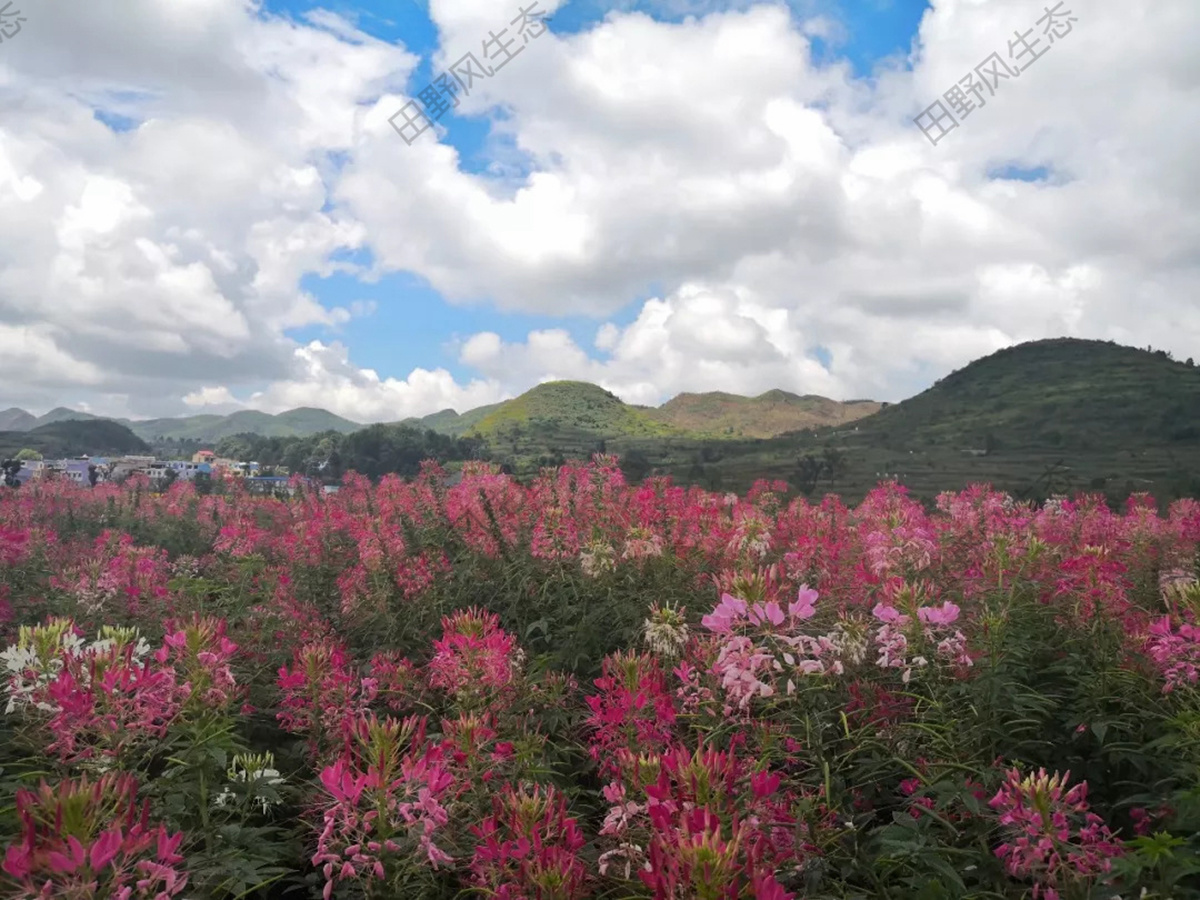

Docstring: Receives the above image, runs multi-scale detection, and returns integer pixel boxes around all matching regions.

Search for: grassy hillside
[844,338,1200,450]
[471,382,679,440]
[272,407,360,434]
[0,420,151,459]
[401,403,506,437]
[646,389,880,438]
[661,339,1200,504]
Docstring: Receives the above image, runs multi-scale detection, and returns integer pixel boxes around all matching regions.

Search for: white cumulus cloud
[0,0,1197,421]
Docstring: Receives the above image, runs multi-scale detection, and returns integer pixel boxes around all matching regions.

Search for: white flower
[580,539,616,577]
[222,753,285,815]
[2,645,38,675]
[642,602,689,659]
[2,643,61,714]
[213,787,236,809]
[598,843,648,879]
[622,527,664,561]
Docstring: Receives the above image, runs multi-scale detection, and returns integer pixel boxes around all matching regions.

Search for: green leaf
[913,876,950,900]
[919,852,966,891]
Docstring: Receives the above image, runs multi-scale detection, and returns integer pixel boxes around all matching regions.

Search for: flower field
[1,456,1199,899]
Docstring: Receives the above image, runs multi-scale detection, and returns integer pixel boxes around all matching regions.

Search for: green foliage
[215,424,485,481]
[0,419,151,459]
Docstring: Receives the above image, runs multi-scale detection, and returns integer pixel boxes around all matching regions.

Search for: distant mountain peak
[0,408,36,431]
[471,381,674,438]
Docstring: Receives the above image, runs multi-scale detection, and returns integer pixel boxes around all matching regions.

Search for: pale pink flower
[701,593,748,634]
[872,603,907,625]
[917,602,961,626]
[789,585,819,620]
[748,600,785,628]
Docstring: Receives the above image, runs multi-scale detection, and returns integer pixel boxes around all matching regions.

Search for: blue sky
[22,0,1167,423]
[268,0,932,387]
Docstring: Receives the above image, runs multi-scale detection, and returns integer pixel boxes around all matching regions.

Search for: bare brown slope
[645,389,880,438]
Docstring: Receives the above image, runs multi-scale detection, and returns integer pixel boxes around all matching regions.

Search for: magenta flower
[1146,615,1200,692]
[312,715,457,898]
[0,773,188,899]
[988,767,1122,898]
[469,784,588,899]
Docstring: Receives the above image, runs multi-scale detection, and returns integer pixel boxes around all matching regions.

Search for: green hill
[398,403,506,437]
[470,381,679,439]
[675,338,1200,504]
[35,407,102,427]
[273,407,360,435]
[124,414,225,442]
[453,339,1200,505]
[851,338,1200,450]
[646,390,880,438]
[120,408,360,443]
[0,420,151,459]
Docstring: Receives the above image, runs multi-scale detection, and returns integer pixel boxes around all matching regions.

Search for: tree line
[214,424,488,482]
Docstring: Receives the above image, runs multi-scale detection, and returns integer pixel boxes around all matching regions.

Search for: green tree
[214,433,258,462]
[14,448,42,461]
[619,449,652,483]
[821,446,848,484]
[1,459,20,488]
[793,453,826,497]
